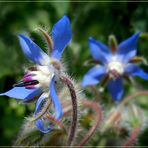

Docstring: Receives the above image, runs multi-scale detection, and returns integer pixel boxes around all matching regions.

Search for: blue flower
[0,16,72,133]
[82,33,148,102]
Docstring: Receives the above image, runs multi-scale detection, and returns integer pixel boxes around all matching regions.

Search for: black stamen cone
[13,80,39,87]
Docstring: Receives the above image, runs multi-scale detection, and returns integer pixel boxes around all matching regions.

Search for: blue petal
[107,78,124,102]
[82,66,106,87]
[125,64,148,80]
[18,34,49,65]
[51,16,72,60]
[50,76,63,120]
[35,120,50,134]
[0,87,42,101]
[117,33,140,63]
[34,95,51,133]
[35,95,46,112]
[88,37,111,64]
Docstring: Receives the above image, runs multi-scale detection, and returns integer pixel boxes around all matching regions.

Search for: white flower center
[31,65,54,91]
[108,60,124,75]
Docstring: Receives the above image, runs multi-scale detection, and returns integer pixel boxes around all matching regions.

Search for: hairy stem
[78,99,102,147]
[45,113,66,132]
[60,76,78,147]
[38,28,53,55]
[105,111,122,129]
[123,127,140,148]
[120,90,148,106]
[31,99,51,122]
[63,109,72,118]
[105,90,148,129]
[90,86,101,101]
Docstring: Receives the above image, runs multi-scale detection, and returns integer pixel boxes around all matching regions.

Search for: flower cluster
[0,16,72,133]
[82,33,148,101]
[0,15,148,142]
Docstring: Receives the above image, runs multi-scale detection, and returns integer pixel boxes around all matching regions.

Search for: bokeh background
[0,1,148,146]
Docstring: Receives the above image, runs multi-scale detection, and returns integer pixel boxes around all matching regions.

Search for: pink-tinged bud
[25,85,36,89]
[23,76,33,82]
[23,73,32,78]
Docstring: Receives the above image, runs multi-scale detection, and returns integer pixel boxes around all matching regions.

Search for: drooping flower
[0,16,72,133]
[82,33,148,101]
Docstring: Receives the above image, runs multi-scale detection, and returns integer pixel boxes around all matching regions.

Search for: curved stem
[63,105,72,117]
[105,90,148,129]
[38,28,53,55]
[123,127,140,148]
[30,99,51,122]
[120,90,148,106]
[60,76,78,147]
[90,86,101,101]
[105,111,122,129]
[78,99,102,147]
[45,113,66,132]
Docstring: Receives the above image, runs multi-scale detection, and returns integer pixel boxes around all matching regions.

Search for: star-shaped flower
[82,33,148,101]
[0,16,72,133]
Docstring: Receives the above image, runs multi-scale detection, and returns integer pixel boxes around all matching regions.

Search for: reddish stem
[38,28,53,55]
[60,76,78,147]
[45,113,66,132]
[123,127,140,148]
[90,86,101,101]
[78,99,102,147]
[106,90,148,128]
[121,90,148,106]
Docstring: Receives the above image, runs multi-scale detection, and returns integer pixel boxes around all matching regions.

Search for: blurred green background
[0,1,148,146]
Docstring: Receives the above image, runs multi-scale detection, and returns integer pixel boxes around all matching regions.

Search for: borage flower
[82,33,148,101]
[0,16,72,133]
